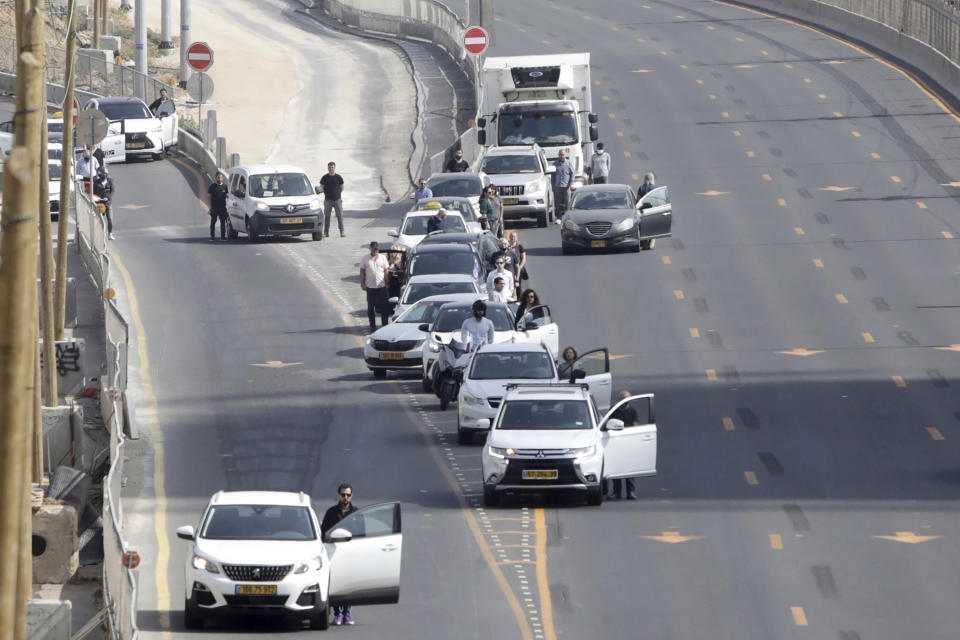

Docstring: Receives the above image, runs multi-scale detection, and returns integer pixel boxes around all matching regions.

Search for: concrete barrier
[32,502,79,584]
[39,338,86,399]
[27,601,72,640]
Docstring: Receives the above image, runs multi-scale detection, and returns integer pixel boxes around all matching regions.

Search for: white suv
[479,144,556,227]
[457,343,613,445]
[177,491,402,630]
[480,384,657,506]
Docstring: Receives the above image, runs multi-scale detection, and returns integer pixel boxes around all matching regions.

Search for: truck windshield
[499,112,578,146]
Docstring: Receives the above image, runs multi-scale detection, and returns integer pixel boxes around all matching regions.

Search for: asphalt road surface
[114,1,960,639]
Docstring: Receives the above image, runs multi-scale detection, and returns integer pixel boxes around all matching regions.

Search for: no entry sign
[463,26,488,55]
[186,41,214,72]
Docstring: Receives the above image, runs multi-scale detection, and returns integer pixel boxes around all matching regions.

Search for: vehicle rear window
[497,400,591,430]
[98,101,152,120]
[200,505,316,541]
[404,281,476,304]
[428,177,483,198]
[434,306,513,332]
[249,173,313,198]
[470,352,555,380]
[410,253,480,278]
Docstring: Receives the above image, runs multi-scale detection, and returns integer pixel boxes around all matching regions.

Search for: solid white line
[464,37,487,45]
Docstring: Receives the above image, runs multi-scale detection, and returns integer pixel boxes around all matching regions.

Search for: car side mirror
[605,418,625,431]
[327,528,352,542]
[477,130,486,146]
[523,321,539,330]
[589,125,599,142]
[477,117,487,128]
[477,418,491,430]
[176,525,195,541]
[546,165,556,174]
[387,230,398,238]
[314,186,323,195]
[640,202,652,211]
[418,323,430,332]
[588,112,599,124]
[388,297,399,304]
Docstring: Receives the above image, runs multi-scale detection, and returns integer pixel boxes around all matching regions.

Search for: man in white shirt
[76,150,100,181]
[485,258,515,300]
[461,300,495,348]
[488,277,511,304]
[359,241,390,332]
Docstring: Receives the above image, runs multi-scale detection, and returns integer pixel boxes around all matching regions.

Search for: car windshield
[47,121,63,133]
[249,173,313,198]
[98,101,152,120]
[401,215,466,235]
[499,111,579,146]
[48,147,63,160]
[410,253,480,278]
[395,300,448,324]
[571,190,632,210]
[428,177,484,198]
[200,505,317,541]
[48,163,62,180]
[481,154,540,174]
[498,400,592,430]
[470,351,555,380]
[434,306,514,332]
[416,200,474,220]
[404,281,476,304]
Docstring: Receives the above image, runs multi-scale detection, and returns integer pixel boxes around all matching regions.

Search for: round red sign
[186,41,214,72]
[463,26,488,55]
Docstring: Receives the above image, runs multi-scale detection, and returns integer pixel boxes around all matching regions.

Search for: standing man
[148,87,169,114]
[360,241,390,332]
[606,390,640,500]
[460,300,495,349]
[590,142,611,184]
[445,148,469,172]
[487,185,504,238]
[551,150,574,222]
[413,178,433,203]
[488,277,510,303]
[76,149,100,182]
[93,169,115,240]
[321,483,361,626]
[486,256,515,301]
[426,207,447,234]
[320,161,345,237]
[207,172,229,241]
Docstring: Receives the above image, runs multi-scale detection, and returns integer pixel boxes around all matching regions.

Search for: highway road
[112,1,960,639]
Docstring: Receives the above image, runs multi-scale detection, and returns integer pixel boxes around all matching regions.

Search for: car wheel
[245,218,259,243]
[483,485,500,507]
[561,244,573,256]
[422,374,432,393]
[183,599,204,630]
[227,217,239,239]
[373,368,387,380]
[312,231,322,241]
[631,229,641,253]
[640,238,655,250]
[439,383,454,410]
[586,484,603,506]
[309,602,329,630]
[457,425,471,445]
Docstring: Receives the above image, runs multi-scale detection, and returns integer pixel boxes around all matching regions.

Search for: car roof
[439,300,510,312]
[403,210,464,219]
[476,341,550,354]
[210,490,312,507]
[415,292,485,305]
[235,164,309,175]
[502,384,592,401]
[95,96,148,105]
[414,196,472,205]
[573,183,633,193]
[419,231,488,245]
[483,145,539,155]
[406,273,477,284]
[410,243,478,255]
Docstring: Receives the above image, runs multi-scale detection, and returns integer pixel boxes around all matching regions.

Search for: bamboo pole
[92,0,100,50]
[101,0,109,36]
[55,1,77,340]
[39,81,58,407]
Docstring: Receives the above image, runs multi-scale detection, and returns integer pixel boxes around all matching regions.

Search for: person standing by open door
[321,484,361,625]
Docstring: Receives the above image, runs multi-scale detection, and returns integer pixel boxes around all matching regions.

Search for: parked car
[225,164,323,242]
[560,184,673,253]
[388,209,467,250]
[417,231,501,270]
[479,144,555,227]
[83,96,178,161]
[402,242,486,289]
[389,274,484,320]
[425,172,489,221]
[409,197,483,233]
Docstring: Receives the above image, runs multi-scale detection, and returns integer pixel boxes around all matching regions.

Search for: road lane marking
[662,255,671,264]
[871,152,881,159]
[632,172,640,181]
[769,534,783,549]
[777,198,787,206]
[761,50,769,55]
[762,173,772,181]
[804,77,812,83]
[813,258,824,267]
[833,111,844,117]
[631,68,655,73]
[819,185,855,191]
[776,348,825,356]
[602,95,610,101]
[851,130,861,137]
[722,111,730,118]
[660,50,669,56]
[680,64,688,69]
[608,112,616,119]
[891,175,901,183]
[690,328,701,338]
[623,151,632,158]
[706,369,718,381]
[916,201,927,209]
[250,360,302,368]
[709,94,717,100]
[791,606,808,626]
[736,36,744,42]
[744,471,758,485]
[927,427,945,440]
[784,63,793,68]
[794,227,805,235]
[534,509,557,640]
[942,231,955,238]
[674,290,685,299]
[722,417,735,431]
[707,25,716,30]
[873,531,940,543]
[861,332,874,343]
[835,293,848,303]
[893,375,907,387]
[616,131,623,137]
[733,130,742,136]
[818,93,827,99]
[697,190,730,196]
[940,181,960,187]
[640,531,706,543]
[747,150,755,158]
[696,78,704,84]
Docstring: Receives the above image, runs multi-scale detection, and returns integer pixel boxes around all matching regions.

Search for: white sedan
[389,273,483,320]
[388,210,467,249]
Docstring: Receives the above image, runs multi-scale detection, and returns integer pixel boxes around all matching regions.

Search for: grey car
[560,184,673,254]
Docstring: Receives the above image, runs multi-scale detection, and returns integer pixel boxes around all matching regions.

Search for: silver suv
[479,145,556,227]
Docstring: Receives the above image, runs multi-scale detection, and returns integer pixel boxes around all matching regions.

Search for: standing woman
[515,289,541,324]
[557,346,579,380]
[507,230,527,299]
[637,172,656,199]
[479,187,495,232]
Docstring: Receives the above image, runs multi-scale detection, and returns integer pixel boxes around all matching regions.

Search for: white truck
[477,53,598,186]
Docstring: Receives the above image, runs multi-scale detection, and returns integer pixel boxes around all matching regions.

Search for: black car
[418,231,501,271]
[560,184,673,254]
[402,243,486,289]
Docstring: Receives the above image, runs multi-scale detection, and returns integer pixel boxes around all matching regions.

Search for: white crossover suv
[480,384,656,506]
[177,491,402,630]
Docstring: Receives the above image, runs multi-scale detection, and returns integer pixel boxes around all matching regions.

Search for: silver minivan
[226,164,323,242]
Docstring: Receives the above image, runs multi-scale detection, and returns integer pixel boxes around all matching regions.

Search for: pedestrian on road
[92,144,106,173]
[606,391,640,500]
[148,87,169,115]
[207,172,229,241]
[445,148,469,172]
[551,150,574,222]
[93,169,114,240]
[590,142,611,184]
[321,483,361,626]
[320,161,345,237]
[487,185,505,237]
[514,289,541,324]
[460,299,495,349]
[413,178,432,203]
[76,149,99,182]
[490,237,516,271]
[478,187,496,233]
[507,231,528,299]
[486,256,515,301]
[427,207,447,234]
[637,172,657,199]
[360,241,390,332]
[557,346,578,379]
[489,277,511,303]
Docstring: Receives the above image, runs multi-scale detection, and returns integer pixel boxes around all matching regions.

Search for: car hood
[397,233,425,248]
[115,117,161,133]
[489,173,540,186]
[433,330,516,344]
[195,538,322,565]
[463,378,554,397]
[371,321,425,342]
[567,208,636,223]
[489,429,595,450]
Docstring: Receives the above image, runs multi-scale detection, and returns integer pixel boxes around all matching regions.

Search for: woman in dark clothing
[637,172,656,199]
[515,289,541,324]
[557,346,579,379]
[478,188,495,232]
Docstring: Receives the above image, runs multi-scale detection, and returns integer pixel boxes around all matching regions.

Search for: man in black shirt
[207,172,229,240]
[426,208,447,234]
[93,169,114,239]
[445,148,468,172]
[321,483,361,625]
[148,88,170,114]
[319,161,345,237]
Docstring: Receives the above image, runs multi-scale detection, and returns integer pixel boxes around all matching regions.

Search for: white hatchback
[177,491,402,630]
[388,210,467,250]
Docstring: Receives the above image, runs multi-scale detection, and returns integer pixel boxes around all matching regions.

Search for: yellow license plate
[590,240,606,248]
[522,469,558,480]
[502,198,519,205]
[236,584,277,595]
[381,352,404,360]
[127,142,145,148]
[281,217,303,224]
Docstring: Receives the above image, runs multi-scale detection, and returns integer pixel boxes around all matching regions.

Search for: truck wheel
[483,485,500,507]
[586,485,603,506]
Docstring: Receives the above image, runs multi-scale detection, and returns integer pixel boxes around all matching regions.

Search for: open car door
[326,502,402,607]
[637,186,672,241]
[99,121,126,164]
[155,99,178,149]
[600,394,657,479]
[571,348,613,412]
[517,304,559,357]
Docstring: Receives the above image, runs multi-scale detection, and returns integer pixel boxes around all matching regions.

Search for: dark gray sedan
[560,184,673,254]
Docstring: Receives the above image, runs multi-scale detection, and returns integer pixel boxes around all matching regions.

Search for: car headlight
[563,218,580,231]
[462,393,486,406]
[365,336,372,345]
[614,217,636,231]
[429,341,442,353]
[309,199,321,210]
[255,201,269,211]
[525,180,542,194]
[294,556,323,573]
[569,445,596,460]
[191,554,220,574]
[151,124,163,133]
[487,445,514,458]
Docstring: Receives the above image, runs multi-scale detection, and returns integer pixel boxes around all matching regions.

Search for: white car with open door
[480,384,656,506]
[84,96,177,161]
[636,186,673,250]
[177,491,402,630]
[457,343,611,445]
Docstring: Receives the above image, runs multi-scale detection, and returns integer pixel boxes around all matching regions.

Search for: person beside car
[207,172,229,241]
[460,300,495,349]
[426,208,447,234]
[590,142,611,184]
[486,257,515,301]
[148,88,169,115]
[360,241,390,332]
[557,346,578,379]
[321,484,361,625]
[637,171,657,199]
[606,391,639,500]
[515,289,541,324]
[413,178,433,203]
[551,150,574,222]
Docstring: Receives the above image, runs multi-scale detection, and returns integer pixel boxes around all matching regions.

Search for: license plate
[126,142,145,149]
[522,469,558,480]
[502,198,519,205]
[281,217,303,224]
[590,240,606,248]
[380,352,404,360]
[235,584,277,595]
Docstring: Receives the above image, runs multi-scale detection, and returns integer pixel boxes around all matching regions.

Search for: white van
[225,164,323,242]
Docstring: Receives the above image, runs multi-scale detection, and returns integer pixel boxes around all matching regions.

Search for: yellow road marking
[747,150,755,158]
[762,173,772,181]
[940,181,960,187]
[541,40,550,45]
[852,130,861,137]
[709,94,717,100]
[769,534,783,550]
[662,255,671,264]
[602,95,610,101]
[594,80,601,85]
[794,227,805,235]
[736,36,744,42]
[631,68,655,74]
[722,111,730,118]
[697,190,730,196]
[680,64,688,69]
[916,201,928,209]
[813,258,823,267]
[722,417,735,431]
[611,25,620,31]
[777,198,786,206]
[820,185,855,191]
[617,131,623,137]
[517,27,526,33]
[250,360,302,368]
[608,112,616,119]
[871,152,881,159]
[733,130,741,136]
[784,63,793,68]
[706,369,718,381]
[893,375,907,387]
[835,293,848,303]
[636,37,646,43]
[696,78,704,84]
[833,111,844,117]
[818,93,827,99]
[676,15,686,19]
[534,509,557,640]
[934,344,960,352]
[624,151,632,158]
[791,606,808,626]
[640,531,706,543]
[891,175,901,183]
[761,50,769,56]
[804,77,812,83]
[744,471,758,485]
[632,172,640,181]
[690,328,701,338]
[660,50,669,56]
[777,348,825,356]
[927,427,945,441]
[674,289,685,299]
[707,25,715,30]
[862,332,875,343]
[735,64,757,69]
[873,531,941,543]
[942,231,955,238]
